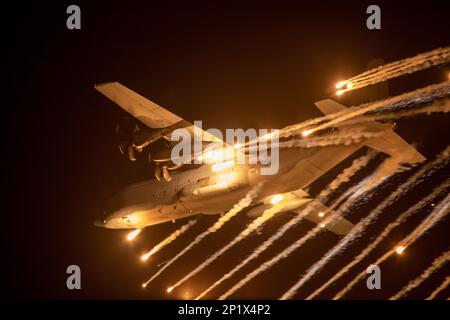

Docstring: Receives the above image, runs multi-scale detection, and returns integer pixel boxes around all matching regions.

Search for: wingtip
[94,81,117,89]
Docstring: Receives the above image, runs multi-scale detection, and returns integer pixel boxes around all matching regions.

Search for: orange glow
[270,194,284,205]
[141,252,151,261]
[212,161,234,172]
[204,150,223,162]
[335,81,347,89]
[395,245,405,255]
[127,229,142,241]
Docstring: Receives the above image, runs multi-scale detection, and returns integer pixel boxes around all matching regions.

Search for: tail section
[364,131,426,163]
[314,99,426,164]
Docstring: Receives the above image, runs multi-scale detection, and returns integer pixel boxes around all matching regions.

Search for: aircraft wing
[95,82,222,143]
[296,198,354,235]
[287,190,353,236]
[258,189,354,236]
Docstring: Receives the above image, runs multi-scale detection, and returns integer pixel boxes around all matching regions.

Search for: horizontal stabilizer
[365,131,426,164]
[294,199,354,236]
[315,99,347,115]
[314,99,426,164]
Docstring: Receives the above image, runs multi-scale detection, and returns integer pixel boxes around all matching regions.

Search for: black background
[5,0,450,300]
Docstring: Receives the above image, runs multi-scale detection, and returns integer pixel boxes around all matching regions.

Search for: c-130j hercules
[93,82,425,235]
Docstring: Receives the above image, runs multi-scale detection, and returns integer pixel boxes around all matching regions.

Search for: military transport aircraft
[93,82,425,235]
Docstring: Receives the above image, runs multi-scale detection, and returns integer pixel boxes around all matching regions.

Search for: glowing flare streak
[195,152,375,299]
[334,188,450,299]
[142,183,264,287]
[306,179,450,299]
[390,249,450,300]
[169,201,289,292]
[141,220,197,261]
[426,276,450,300]
[303,152,449,300]
[127,229,142,241]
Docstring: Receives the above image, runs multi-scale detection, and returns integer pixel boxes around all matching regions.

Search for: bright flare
[167,286,174,293]
[127,229,142,241]
[234,143,242,149]
[395,245,405,255]
[141,220,197,262]
[141,252,152,261]
[270,194,284,205]
[346,82,354,89]
[336,81,347,89]
[318,212,325,217]
[205,150,223,162]
[302,129,313,137]
[212,161,234,172]
[336,89,345,95]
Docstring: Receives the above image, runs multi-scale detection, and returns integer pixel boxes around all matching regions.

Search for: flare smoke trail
[195,152,375,299]
[336,47,450,93]
[334,181,450,299]
[307,180,450,299]
[426,276,450,300]
[327,183,362,212]
[219,157,393,300]
[169,200,291,292]
[282,98,450,149]
[279,157,412,299]
[142,183,264,287]
[278,129,388,149]
[390,249,450,300]
[281,151,449,299]
[402,194,450,248]
[246,70,449,148]
[340,97,450,127]
[141,220,197,261]
[301,81,450,136]
[219,208,345,299]
[277,97,448,150]
[278,80,449,138]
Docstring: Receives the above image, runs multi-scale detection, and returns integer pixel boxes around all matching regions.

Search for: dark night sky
[5,1,449,299]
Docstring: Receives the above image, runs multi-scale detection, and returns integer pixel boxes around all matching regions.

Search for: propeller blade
[168,162,183,171]
[154,165,162,181]
[162,165,172,182]
[127,145,136,161]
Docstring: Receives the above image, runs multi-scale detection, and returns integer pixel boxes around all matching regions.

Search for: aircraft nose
[93,219,106,227]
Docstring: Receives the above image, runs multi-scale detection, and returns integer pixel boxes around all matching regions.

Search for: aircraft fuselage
[95,141,364,229]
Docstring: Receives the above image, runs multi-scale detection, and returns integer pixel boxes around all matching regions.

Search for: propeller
[115,118,196,182]
[115,117,168,162]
